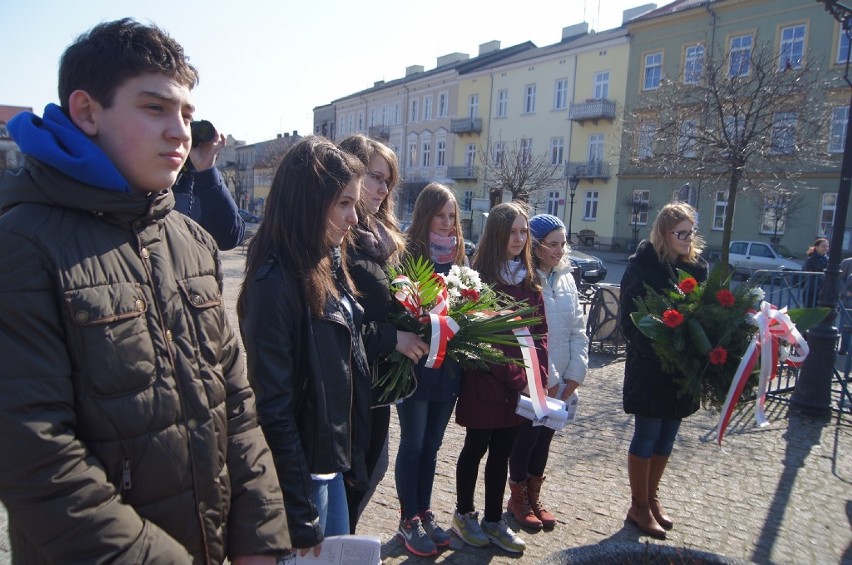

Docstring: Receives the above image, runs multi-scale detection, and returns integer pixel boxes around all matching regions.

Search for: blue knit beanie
[529,214,565,242]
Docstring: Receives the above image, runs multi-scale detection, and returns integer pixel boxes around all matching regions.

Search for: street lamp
[567,174,580,242]
[790,0,852,416]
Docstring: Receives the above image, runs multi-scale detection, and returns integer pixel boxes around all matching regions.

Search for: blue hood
[8,104,129,193]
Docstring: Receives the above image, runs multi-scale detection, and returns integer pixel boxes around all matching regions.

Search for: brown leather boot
[526,475,557,528]
[507,479,543,529]
[649,455,673,530]
[626,454,666,539]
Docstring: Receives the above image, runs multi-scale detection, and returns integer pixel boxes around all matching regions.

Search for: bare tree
[624,36,832,272]
[479,139,561,208]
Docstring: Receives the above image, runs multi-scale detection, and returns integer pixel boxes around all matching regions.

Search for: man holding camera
[173,120,246,250]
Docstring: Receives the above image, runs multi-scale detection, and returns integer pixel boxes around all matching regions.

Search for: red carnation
[716,289,735,307]
[709,346,728,365]
[678,277,698,293]
[662,309,684,328]
[461,288,480,301]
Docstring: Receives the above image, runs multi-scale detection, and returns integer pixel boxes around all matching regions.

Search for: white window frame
[678,119,698,157]
[550,137,564,166]
[524,84,537,114]
[594,71,610,99]
[492,141,505,166]
[409,99,419,123]
[407,135,418,168]
[632,190,650,225]
[638,122,656,160]
[770,112,797,155]
[546,190,561,216]
[684,44,704,84]
[588,134,604,167]
[468,94,479,119]
[760,193,790,234]
[713,190,728,231]
[438,92,448,118]
[423,95,433,121]
[729,34,753,78]
[520,138,533,164]
[829,106,848,153]
[462,190,473,212]
[583,190,599,221]
[357,111,364,131]
[421,138,431,168]
[394,103,401,125]
[436,139,446,167]
[643,52,663,90]
[554,79,568,110]
[779,24,806,70]
[496,89,508,118]
[819,193,837,236]
[465,143,477,168]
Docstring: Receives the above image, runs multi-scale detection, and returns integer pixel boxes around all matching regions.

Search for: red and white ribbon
[716,301,809,445]
[512,326,548,419]
[392,274,460,369]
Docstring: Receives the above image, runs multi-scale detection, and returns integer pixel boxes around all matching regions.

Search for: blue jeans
[311,474,349,536]
[394,398,456,519]
[629,415,681,458]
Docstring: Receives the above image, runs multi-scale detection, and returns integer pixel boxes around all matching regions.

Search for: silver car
[727,240,800,278]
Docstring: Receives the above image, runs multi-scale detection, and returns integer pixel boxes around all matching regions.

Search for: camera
[190,120,217,147]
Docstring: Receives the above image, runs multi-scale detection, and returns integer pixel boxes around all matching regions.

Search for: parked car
[464,240,476,257]
[567,248,607,284]
[727,240,800,279]
[238,209,262,223]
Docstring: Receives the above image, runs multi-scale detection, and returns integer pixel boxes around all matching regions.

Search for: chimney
[374,80,385,87]
[479,40,501,55]
[405,64,424,76]
[561,22,589,40]
[293,130,298,137]
[623,3,657,24]
[437,52,469,67]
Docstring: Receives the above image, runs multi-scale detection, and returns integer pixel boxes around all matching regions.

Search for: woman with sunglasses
[619,202,708,540]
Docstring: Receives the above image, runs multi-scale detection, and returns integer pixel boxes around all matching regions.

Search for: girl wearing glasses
[452,202,548,554]
[505,214,589,531]
[337,135,428,533]
[392,182,467,556]
[619,202,708,540]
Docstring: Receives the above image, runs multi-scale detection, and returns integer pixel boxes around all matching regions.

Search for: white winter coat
[538,262,589,388]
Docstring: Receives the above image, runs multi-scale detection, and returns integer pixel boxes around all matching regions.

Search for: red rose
[678,277,698,293]
[662,309,684,328]
[716,289,735,307]
[709,346,728,365]
[461,288,480,301]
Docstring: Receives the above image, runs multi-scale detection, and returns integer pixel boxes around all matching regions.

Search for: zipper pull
[121,458,132,492]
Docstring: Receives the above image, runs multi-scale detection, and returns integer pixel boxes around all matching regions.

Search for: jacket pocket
[65,282,156,396]
[177,275,224,367]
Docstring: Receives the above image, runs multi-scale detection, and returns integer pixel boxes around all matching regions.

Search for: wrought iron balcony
[565,161,611,181]
[568,99,616,123]
[450,118,482,134]
[447,165,479,180]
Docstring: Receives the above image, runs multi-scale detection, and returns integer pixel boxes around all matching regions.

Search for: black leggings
[509,420,556,482]
[455,426,519,523]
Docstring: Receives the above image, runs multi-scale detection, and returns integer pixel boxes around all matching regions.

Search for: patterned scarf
[500,259,529,285]
[429,232,458,265]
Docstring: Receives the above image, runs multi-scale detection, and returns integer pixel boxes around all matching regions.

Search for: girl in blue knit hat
[506,214,589,530]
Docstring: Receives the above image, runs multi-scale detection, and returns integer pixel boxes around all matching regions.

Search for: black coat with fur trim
[619,240,708,419]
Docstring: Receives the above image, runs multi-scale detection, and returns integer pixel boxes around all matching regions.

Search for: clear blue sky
[1,0,648,144]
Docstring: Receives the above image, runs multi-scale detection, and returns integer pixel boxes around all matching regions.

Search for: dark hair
[473,202,539,292]
[406,182,465,265]
[59,18,199,112]
[338,134,406,261]
[239,136,365,317]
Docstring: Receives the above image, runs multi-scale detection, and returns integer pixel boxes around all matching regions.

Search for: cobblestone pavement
[0,247,849,564]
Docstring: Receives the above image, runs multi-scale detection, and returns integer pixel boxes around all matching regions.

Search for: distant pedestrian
[801,238,829,307]
[452,202,548,554]
[506,214,589,531]
[619,202,708,540]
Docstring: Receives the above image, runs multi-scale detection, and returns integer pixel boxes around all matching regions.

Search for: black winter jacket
[239,255,370,549]
[0,158,289,564]
[620,240,708,419]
